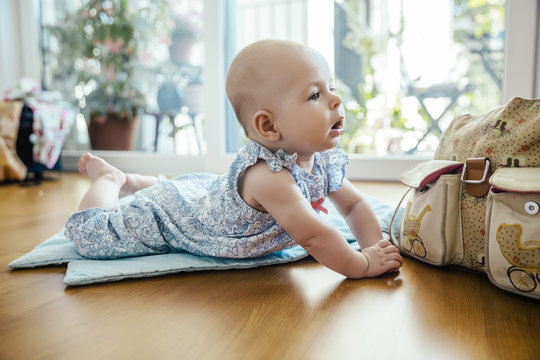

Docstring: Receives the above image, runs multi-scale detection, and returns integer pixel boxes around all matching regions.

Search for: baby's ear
[252,110,280,141]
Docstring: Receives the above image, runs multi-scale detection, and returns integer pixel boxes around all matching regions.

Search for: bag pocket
[485,168,540,300]
[398,160,464,266]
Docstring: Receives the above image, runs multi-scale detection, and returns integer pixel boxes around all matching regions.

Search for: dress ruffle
[245,140,350,208]
[319,149,350,193]
[248,141,298,173]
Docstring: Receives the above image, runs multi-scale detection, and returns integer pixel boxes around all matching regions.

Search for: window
[3,0,537,179]
[225,0,506,156]
[222,0,538,179]
[40,0,205,155]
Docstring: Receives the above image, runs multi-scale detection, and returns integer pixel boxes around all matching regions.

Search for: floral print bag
[393,97,540,299]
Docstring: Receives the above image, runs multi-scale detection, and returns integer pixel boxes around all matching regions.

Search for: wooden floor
[1,172,539,360]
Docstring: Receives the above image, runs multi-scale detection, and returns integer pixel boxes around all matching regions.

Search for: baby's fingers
[386,248,403,264]
[377,240,401,255]
[385,257,403,273]
[383,245,400,255]
[384,250,403,269]
[386,264,401,273]
[376,239,393,248]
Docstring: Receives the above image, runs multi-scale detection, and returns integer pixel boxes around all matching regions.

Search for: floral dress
[65,140,349,259]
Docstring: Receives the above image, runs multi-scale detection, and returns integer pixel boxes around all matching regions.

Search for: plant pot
[88,111,139,151]
[169,35,195,65]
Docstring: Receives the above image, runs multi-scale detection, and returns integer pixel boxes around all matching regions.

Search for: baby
[65,39,402,278]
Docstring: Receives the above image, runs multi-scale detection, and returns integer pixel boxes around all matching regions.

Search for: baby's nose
[331,93,342,109]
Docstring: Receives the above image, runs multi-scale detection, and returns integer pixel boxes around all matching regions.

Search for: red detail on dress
[310,198,328,214]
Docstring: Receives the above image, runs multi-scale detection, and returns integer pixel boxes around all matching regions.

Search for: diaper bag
[392,97,540,299]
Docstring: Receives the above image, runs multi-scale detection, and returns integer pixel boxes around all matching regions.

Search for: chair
[400,55,475,154]
[155,64,204,153]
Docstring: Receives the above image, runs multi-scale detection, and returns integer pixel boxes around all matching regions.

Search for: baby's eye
[329,87,336,93]
[309,91,321,101]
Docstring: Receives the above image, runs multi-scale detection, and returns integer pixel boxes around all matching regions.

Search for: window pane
[225,0,311,152]
[225,0,506,155]
[40,0,205,154]
[336,0,505,155]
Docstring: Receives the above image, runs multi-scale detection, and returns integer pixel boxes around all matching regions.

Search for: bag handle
[388,187,412,245]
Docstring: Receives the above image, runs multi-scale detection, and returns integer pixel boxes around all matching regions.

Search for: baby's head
[226,40,303,135]
[226,39,344,154]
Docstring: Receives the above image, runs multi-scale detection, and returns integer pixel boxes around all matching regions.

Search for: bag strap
[388,187,412,245]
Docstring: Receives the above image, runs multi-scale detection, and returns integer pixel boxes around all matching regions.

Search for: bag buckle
[461,158,492,196]
[461,158,491,184]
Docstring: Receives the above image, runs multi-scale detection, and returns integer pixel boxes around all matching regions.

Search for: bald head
[225,40,316,135]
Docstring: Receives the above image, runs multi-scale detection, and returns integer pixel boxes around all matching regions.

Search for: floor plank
[1,172,539,360]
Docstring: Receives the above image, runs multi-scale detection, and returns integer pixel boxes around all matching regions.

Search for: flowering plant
[170,11,203,41]
[46,0,169,121]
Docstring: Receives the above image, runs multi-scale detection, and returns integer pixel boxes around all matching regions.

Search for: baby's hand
[361,239,403,277]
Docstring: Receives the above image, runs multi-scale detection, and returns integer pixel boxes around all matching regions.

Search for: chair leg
[154,114,163,152]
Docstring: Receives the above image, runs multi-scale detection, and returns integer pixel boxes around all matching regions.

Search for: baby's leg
[77,153,126,211]
[122,173,159,197]
[77,153,158,210]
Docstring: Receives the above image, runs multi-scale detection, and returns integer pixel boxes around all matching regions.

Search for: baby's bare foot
[78,153,126,188]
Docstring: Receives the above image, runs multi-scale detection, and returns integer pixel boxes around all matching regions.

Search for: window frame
[4,0,539,180]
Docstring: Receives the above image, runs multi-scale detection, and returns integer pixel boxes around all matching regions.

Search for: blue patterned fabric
[64,140,349,260]
[9,198,404,286]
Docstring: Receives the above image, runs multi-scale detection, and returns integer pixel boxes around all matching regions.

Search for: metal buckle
[461,159,491,184]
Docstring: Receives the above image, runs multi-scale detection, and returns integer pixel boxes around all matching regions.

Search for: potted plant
[168,11,203,66]
[46,0,169,150]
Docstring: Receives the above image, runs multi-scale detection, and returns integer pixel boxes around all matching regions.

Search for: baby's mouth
[331,119,344,130]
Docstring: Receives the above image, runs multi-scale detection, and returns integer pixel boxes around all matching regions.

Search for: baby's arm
[241,163,401,278]
[329,179,403,274]
[328,179,384,248]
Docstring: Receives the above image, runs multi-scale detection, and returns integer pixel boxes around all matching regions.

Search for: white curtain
[0,0,41,98]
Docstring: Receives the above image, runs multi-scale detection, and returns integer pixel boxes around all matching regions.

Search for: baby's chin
[321,139,342,152]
